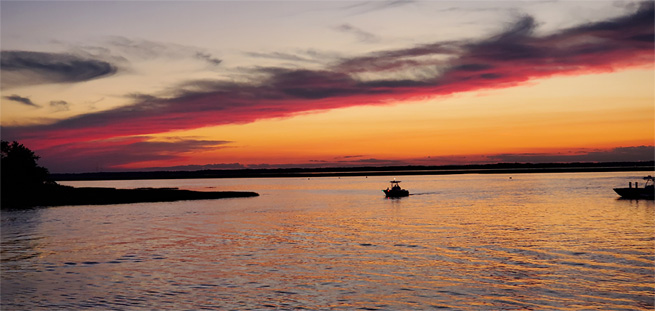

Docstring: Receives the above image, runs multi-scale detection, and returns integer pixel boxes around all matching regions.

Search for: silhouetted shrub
[0,141,258,208]
[1,140,54,207]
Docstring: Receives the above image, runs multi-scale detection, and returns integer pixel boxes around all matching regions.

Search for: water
[2,172,654,310]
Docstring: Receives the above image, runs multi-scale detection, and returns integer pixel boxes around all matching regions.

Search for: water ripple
[2,173,654,310]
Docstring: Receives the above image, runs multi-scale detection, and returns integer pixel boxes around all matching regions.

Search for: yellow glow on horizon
[137,68,653,167]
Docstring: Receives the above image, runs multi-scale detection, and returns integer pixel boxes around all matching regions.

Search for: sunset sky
[1,0,653,173]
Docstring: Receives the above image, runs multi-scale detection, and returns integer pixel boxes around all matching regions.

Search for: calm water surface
[2,172,654,310]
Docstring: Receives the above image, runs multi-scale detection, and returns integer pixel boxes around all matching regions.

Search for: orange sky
[1,1,653,172]
[135,68,653,170]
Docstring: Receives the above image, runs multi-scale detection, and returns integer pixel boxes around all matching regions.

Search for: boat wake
[410,191,440,196]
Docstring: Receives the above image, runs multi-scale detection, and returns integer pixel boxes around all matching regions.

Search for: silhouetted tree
[1,140,55,207]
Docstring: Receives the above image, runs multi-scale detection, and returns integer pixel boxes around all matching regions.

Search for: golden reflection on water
[2,172,654,309]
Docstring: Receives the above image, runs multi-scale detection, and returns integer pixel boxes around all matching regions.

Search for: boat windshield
[389,181,401,189]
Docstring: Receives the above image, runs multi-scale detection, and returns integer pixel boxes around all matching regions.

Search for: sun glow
[2,1,653,172]
[137,69,654,168]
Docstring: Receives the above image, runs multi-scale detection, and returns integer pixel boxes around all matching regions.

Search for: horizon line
[51,161,655,181]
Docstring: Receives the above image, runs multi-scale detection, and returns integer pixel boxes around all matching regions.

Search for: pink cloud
[3,3,653,172]
[37,137,231,173]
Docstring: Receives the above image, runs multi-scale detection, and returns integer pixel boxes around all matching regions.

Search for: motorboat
[613,175,654,200]
[383,180,409,197]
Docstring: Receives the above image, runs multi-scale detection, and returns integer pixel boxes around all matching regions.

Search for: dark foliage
[1,140,57,207]
[1,140,51,184]
[1,140,257,209]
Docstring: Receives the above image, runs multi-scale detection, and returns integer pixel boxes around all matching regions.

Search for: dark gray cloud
[195,52,222,66]
[50,100,70,112]
[1,51,117,88]
[5,3,653,152]
[3,94,40,108]
[3,3,653,172]
[452,64,494,72]
[267,69,364,99]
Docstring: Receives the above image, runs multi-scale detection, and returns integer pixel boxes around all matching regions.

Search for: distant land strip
[52,161,655,181]
[2,186,259,209]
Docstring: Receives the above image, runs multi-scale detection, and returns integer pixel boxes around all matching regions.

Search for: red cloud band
[3,3,653,171]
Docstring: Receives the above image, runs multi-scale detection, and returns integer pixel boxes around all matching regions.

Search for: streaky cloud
[334,24,380,43]
[3,2,653,172]
[245,51,316,63]
[341,0,416,16]
[6,3,653,141]
[95,145,655,172]
[3,94,40,108]
[1,51,117,88]
[195,52,222,66]
[49,100,70,112]
[39,137,232,173]
[487,146,655,163]
[104,36,222,66]
[129,163,246,172]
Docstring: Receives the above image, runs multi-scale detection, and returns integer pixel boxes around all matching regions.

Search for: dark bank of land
[2,185,259,209]
[0,140,258,209]
[53,161,655,181]
[2,140,652,209]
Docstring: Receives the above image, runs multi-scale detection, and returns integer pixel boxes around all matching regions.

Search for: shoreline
[1,185,259,209]
[52,162,654,181]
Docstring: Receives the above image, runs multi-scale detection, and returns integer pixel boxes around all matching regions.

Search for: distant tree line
[52,160,655,181]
